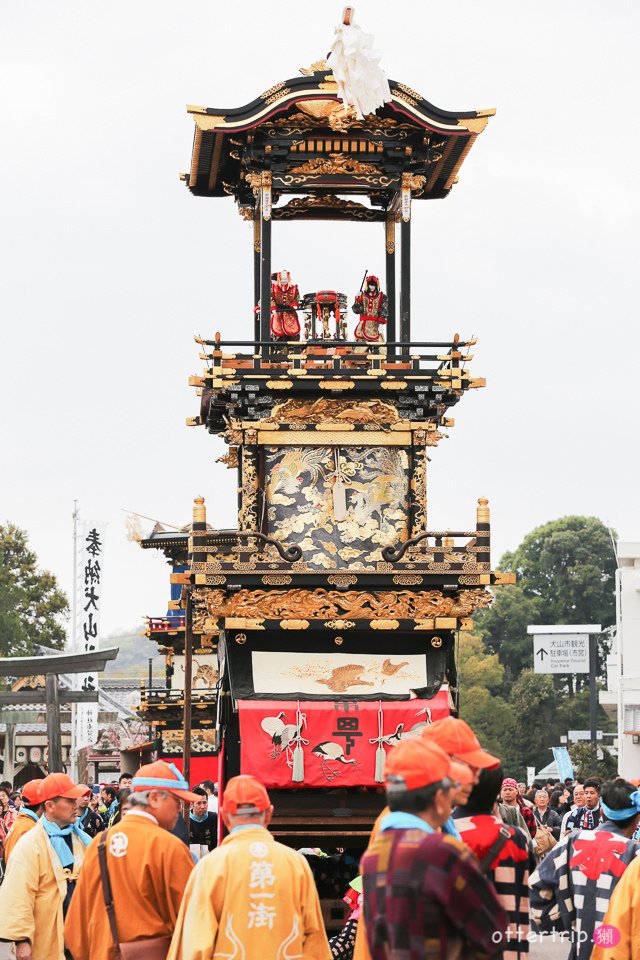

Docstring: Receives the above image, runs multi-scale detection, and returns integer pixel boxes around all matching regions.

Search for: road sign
[533,634,590,674]
[568,730,604,741]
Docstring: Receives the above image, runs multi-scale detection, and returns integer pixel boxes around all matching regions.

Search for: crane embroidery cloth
[238,697,450,787]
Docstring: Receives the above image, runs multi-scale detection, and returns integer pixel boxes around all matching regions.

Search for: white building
[602,542,640,778]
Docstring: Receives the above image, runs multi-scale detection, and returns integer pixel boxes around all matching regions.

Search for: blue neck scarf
[380,811,436,835]
[77,807,90,825]
[379,811,461,838]
[21,808,39,823]
[442,814,462,840]
[190,811,209,823]
[40,815,92,868]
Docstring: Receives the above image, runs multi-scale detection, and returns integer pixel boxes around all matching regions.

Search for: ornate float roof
[184,63,495,214]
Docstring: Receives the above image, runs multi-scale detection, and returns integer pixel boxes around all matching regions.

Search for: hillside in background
[100,626,164,680]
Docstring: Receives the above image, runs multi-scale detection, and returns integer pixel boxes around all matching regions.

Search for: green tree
[457,632,504,692]
[458,633,515,768]
[0,522,69,657]
[475,586,541,690]
[570,742,617,782]
[508,670,558,774]
[477,516,616,693]
[459,686,515,767]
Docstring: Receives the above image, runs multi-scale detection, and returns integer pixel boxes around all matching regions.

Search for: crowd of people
[0,727,637,959]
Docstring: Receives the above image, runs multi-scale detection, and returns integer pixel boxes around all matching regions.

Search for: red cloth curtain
[238,695,450,788]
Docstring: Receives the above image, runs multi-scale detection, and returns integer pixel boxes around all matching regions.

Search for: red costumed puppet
[270,270,300,341]
[352,275,388,342]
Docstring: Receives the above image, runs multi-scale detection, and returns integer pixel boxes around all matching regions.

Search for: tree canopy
[459,515,617,779]
[0,522,69,657]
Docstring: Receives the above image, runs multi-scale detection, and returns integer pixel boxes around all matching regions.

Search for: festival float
[140,7,511,922]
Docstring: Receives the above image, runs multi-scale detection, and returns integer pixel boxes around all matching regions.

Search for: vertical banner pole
[183,590,193,791]
[589,632,598,761]
[70,500,79,780]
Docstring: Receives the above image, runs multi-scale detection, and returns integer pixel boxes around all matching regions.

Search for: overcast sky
[1,1,638,639]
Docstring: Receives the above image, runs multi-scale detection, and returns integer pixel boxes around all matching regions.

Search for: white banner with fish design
[251,651,427,697]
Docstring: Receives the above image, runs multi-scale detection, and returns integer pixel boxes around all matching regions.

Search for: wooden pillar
[400,175,412,352]
[184,495,206,792]
[253,207,261,344]
[183,593,193,792]
[259,173,272,356]
[4,722,15,784]
[385,213,396,358]
[45,673,63,773]
[239,432,259,532]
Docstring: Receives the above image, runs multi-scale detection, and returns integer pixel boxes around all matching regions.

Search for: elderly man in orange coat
[168,775,331,960]
[3,779,44,862]
[0,772,92,960]
[64,760,196,960]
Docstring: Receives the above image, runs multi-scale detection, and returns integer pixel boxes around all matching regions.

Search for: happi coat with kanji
[167,825,331,960]
[529,822,640,960]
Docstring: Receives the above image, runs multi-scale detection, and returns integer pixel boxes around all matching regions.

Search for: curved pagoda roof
[184,62,495,218]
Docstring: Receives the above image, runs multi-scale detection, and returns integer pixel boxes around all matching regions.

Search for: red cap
[132,760,200,802]
[21,779,45,805]
[422,717,500,769]
[384,738,454,792]
[41,773,90,802]
[223,775,270,815]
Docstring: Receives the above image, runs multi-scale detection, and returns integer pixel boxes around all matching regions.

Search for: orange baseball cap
[223,775,270,815]
[384,738,455,792]
[422,717,500,769]
[132,760,200,802]
[41,773,90,801]
[21,779,45,805]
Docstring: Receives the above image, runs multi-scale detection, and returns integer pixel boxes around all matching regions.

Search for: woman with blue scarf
[0,771,92,960]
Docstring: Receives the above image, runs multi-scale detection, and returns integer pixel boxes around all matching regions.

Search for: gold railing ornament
[193,496,206,525]
[476,497,490,525]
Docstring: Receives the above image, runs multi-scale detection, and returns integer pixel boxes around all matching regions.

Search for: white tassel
[292,701,306,783]
[292,744,305,782]
[374,701,385,782]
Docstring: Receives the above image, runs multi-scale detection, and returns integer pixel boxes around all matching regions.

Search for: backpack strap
[479,825,512,873]
[97,831,121,960]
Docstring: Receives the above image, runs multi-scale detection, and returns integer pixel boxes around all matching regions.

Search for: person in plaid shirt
[361,738,507,960]
[529,778,640,960]
[456,765,536,960]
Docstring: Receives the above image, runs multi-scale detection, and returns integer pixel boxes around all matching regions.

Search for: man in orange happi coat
[65,760,196,960]
[168,775,331,960]
[3,779,44,862]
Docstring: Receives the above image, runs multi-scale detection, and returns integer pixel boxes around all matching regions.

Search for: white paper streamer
[327,10,392,119]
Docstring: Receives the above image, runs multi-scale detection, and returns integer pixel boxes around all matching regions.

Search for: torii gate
[0,647,119,775]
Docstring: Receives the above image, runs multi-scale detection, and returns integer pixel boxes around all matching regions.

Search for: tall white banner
[74,523,105,750]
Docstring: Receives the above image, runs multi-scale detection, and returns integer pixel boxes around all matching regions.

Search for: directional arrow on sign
[537,647,548,660]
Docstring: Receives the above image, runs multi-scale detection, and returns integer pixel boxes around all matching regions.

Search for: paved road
[530,934,571,960]
[0,934,574,959]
